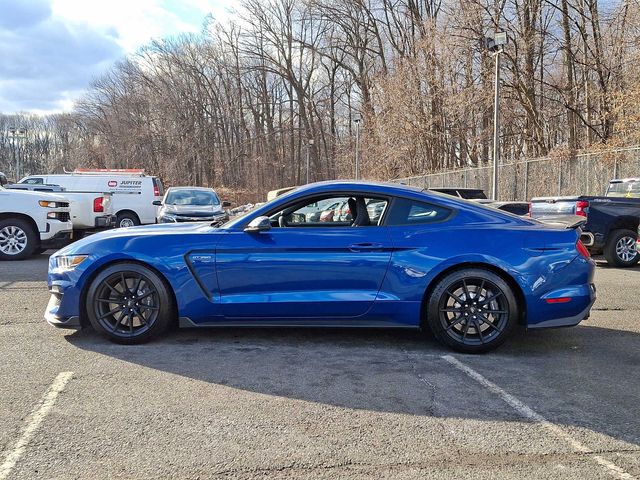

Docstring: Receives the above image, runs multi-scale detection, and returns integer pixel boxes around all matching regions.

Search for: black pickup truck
[530,178,640,267]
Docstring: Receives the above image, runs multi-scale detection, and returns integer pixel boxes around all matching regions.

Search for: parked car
[155,187,231,224]
[429,187,529,216]
[7,183,115,232]
[530,177,640,267]
[46,181,595,353]
[487,201,530,216]
[0,173,73,260]
[266,186,297,201]
[18,169,164,228]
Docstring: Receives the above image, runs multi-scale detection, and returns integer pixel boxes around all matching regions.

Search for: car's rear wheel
[116,212,140,228]
[603,229,639,268]
[86,263,174,344]
[426,269,517,353]
[0,219,38,260]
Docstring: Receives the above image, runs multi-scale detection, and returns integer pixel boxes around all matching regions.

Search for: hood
[54,222,220,256]
[0,187,69,203]
[161,204,224,216]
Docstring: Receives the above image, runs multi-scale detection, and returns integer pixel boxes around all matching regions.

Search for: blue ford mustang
[46,181,596,353]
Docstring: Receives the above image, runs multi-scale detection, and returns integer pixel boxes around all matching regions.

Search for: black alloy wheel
[86,263,174,344]
[426,269,517,353]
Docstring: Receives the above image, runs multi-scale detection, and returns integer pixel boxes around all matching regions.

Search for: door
[215,195,392,319]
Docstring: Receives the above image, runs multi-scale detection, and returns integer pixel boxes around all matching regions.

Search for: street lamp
[353,115,362,180]
[7,127,28,181]
[485,31,507,201]
[306,138,314,184]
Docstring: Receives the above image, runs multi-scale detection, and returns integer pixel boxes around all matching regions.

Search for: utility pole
[306,138,314,184]
[485,32,507,201]
[354,115,361,180]
[7,127,27,181]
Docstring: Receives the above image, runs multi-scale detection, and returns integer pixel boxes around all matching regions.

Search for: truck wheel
[0,219,38,260]
[603,229,639,268]
[116,212,140,228]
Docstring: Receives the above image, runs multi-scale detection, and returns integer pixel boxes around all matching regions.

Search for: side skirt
[179,317,418,329]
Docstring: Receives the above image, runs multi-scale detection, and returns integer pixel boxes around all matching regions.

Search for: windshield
[607,181,640,198]
[165,189,220,206]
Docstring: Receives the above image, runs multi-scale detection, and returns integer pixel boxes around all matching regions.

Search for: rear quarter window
[386,198,452,225]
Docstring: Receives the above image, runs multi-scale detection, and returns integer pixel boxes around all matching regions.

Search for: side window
[271,196,388,227]
[21,177,44,185]
[386,198,452,225]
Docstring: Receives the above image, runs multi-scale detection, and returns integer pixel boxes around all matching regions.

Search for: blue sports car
[46,181,596,353]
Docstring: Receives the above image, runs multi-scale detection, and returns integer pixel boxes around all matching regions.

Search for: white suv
[0,173,73,260]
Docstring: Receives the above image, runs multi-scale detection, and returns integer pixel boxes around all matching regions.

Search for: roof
[609,178,640,183]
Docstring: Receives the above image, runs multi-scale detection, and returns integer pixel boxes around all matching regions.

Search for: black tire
[0,218,38,260]
[603,229,639,268]
[85,263,175,344]
[425,268,518,353]
[116,212,140,228]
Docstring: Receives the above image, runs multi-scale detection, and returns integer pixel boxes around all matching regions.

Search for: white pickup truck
[0,173,73,260]
[5,183,115,232]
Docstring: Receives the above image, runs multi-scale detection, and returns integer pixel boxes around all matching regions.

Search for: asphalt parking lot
[0,254,639,479]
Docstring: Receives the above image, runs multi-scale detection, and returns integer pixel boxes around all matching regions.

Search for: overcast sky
[0,0,232,114]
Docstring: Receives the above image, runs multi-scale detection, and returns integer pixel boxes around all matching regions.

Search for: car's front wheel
[86,263,175,344]
[426,268,518,353]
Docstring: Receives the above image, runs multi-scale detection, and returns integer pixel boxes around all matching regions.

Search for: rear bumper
[95,215,117,228]
[528,283,596,329]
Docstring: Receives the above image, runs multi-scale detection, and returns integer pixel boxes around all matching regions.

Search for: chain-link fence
[394,146,640,200]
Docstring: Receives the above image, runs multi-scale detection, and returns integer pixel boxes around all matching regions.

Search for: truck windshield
[607,181,640,198]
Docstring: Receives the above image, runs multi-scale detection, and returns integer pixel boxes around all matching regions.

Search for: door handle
[349,242,384,252]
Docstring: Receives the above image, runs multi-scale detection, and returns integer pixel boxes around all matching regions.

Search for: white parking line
[0,371,73,480]
[441,355,634,480]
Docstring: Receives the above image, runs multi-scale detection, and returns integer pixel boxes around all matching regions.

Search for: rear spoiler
[534,215,587,230]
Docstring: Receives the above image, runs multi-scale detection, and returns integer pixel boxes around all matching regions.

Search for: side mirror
[244,216,271,233]
[222,201,232,208]
[0,172,6,186]
[152,200,162,206]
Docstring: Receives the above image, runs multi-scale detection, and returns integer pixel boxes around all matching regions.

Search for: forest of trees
[1,0,639,202]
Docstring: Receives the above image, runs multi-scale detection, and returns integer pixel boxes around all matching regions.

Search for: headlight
[159,214,177,223]
[55,255,88,271]
[39,200,59,208]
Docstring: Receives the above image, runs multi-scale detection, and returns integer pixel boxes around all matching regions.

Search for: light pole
[354,115,362,180]
[7,127,27,181]
[485,31,507,201]
[306,138,314,184]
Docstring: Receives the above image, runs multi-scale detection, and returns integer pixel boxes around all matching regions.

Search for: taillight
[154,185,160,196]
[93,197,104,212]
[575,200,589,217]
[576,239,590,258]
[528,202,532,217]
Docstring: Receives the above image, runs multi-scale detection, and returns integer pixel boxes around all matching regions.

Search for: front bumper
[44,287,82,329]
[41,230,73,249]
